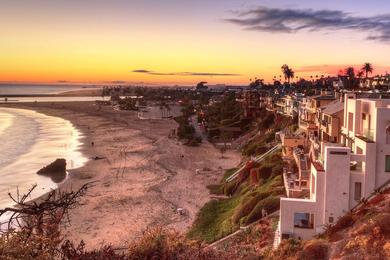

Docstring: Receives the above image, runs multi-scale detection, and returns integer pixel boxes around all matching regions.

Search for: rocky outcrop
[37,158,67,183]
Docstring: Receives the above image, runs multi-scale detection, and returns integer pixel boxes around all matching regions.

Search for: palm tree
[357,70,364,88]
[362,62,374,79]
[345,67,356,89]
[281,64,295,84]
[345,67,355,78]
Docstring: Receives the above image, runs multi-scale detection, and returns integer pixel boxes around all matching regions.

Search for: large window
[386,156,390,172]
[354,182,362,201]
[294,213,314,229]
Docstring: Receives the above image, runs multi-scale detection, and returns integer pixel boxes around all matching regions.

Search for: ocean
[0,107,87,211]
[0,84,97,95]
[0,84,105,103]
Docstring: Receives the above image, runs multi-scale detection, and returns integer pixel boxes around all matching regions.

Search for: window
[386,156,390,172]
[348,112,354,131]
[354,182,362,201]
[294,213,314,229]
[330,151,348,155]
[329,217,334,223]
[386,126,390,144]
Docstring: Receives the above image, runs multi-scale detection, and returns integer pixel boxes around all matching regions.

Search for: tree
[281,64,295,84]
[357,70,364,87]
[345,67,355,78]
[196,81,208,91]
[249,78,264,89]
[362,62,374,79]
[343,67,357,89]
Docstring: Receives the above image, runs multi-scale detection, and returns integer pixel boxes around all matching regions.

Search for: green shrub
[244,196,280,225]
[223,181,238,196]
[259,165,273,180]
[207,184,222,195]
[222,168,238,181]
[232,196,259,224]
[187,197,240,243]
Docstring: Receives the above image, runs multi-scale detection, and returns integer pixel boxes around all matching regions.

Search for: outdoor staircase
[273,220,281,249]
[225,144,281,183]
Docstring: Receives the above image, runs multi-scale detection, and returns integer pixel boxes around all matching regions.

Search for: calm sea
[0,84,97,95]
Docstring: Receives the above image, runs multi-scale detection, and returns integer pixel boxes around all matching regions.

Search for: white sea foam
[0,108,87,209]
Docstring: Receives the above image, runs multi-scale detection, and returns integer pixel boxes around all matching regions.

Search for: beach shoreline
[0,101,241,249]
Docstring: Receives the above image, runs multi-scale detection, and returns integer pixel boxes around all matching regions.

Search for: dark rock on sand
[37,158,67,183]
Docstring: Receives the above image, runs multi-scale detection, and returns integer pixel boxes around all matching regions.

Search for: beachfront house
[318,100,344,144]
[275,95,298,118]
[298,94,336,139]
[275,93,390,245]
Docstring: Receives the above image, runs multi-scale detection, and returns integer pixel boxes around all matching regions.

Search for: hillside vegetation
[188,112,294,243]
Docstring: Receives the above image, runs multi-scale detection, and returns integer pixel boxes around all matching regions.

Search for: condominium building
[298,94,335,138]
[276,93,390,244]
[316,100,343,144]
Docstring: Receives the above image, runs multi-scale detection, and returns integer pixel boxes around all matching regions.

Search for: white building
[276,93,390,244]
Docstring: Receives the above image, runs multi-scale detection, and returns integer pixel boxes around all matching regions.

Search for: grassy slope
[188,110,294,243]
[188,153,285,243]
[188,112,294,243]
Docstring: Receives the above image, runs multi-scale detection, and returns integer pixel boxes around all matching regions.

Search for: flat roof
[322,101,343,115]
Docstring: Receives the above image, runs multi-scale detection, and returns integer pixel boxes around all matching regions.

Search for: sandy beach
[0,101,241,249]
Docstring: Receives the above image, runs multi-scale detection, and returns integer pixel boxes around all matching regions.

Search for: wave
[0,108,87,208]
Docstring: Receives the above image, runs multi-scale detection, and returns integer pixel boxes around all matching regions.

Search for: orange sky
[1,0,389,86]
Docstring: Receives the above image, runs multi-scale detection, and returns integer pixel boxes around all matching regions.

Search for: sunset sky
[1,0,390,85]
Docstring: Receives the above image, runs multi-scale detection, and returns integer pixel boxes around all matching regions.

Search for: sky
[1,0,390,86]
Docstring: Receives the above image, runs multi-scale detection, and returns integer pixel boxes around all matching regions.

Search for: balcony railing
[363,128,374,141]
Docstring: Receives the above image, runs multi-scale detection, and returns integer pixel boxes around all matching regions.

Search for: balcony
[362,128,374,141]
[283,171,310,198]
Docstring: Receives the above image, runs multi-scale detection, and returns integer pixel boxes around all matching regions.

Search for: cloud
[225,6,390,42]
[110,80,127,84]
[132,69,240,76]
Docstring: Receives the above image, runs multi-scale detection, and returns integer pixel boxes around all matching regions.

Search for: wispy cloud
[132,69,240,77]
[225,6,390,42]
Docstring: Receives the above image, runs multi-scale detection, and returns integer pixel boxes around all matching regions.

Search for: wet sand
[0,101,241,249]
